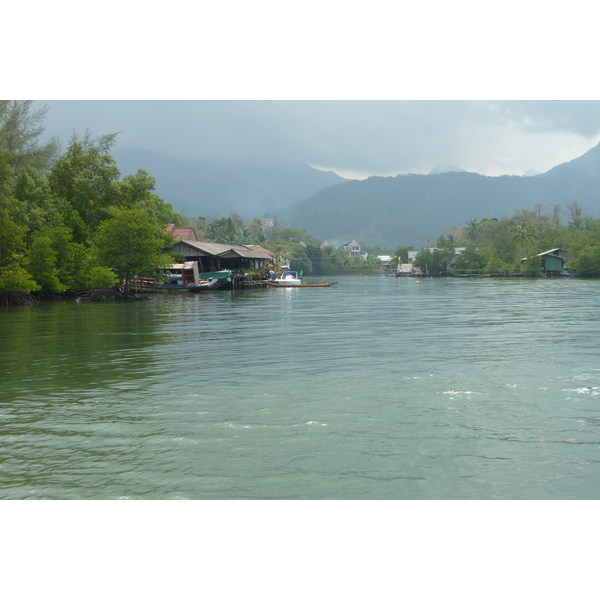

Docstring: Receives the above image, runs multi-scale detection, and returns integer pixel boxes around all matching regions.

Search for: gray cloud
[38,100,600,179]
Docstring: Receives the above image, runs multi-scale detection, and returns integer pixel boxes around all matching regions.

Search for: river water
[1,275,599,500]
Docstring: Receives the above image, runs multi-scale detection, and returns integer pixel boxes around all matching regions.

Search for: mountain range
[113,142,600,250]
[282,142,600,248]
[112,147,345,221]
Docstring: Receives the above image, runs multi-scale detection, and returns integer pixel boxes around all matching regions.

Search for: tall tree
[0,101,60,172]
[512,222,537,256]
[465,218,479,243]
[393,245,413,264]
[207,217,236,243]
[92,207,175,291]
[48,139,121,241]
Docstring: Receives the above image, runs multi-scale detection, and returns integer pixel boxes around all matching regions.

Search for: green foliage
[287,244,312,274]
[393,245,413,264]
[27,225,87,292]
[520,255,543,277]
[86,266,119,289]
[118,169,182,226]
[568,244,600,277]
[512,222,537,256]
[48,139,122,240]
[0,265,39,293]
[0,101,60,172]
[92,207,176,290]
[454,244,486,272]
[207,217,236,243]
[28,232,65,292]
[464,219,479,243]
[0,109,192,298]
[13,166,58,237]
[484,254,512,275]
[413,239,455,274]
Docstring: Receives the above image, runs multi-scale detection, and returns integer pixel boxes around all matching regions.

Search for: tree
[246,217,265,241]
[207,217,236,243]
[92,207,176,291]
[48,138,121,241]
[0,213,38,293]
[27,225,88,293]
[569,245,600,277]
[413,248,449,274]
[0,101,60,173]
[484,254,512,275]
[454,244,486,272]
[566,201,583,219]
[229,212,244,233]
[465,218,479,243]
[520,255,543,277]
[393,245,413,264]
[118,169,181,225]
[512,222,537,256]
[13,166,59,237]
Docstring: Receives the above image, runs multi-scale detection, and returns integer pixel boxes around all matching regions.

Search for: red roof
[166,224,198,241]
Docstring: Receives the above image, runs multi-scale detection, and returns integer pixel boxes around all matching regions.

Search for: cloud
[38,100,600,180]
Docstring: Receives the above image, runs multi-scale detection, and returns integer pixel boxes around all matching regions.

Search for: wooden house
[171,239,274,273]
[536,248,570,274]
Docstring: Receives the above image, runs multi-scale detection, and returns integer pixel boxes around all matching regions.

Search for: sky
[36,100,600,179]
[10,2,600,184]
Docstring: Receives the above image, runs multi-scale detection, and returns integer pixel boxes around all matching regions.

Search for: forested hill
[282,142,600,248]
[112,147,345,220]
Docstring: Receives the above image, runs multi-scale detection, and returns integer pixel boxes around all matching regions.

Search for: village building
[523,248,570,275]
[342,239,362,255]
[165,224,198,241]
[341,239,368,260]
[171,239,274,273]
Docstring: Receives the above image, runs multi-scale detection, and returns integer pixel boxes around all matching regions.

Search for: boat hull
[133,278,223,293]
[198,270,233,289]
[267,281,338,288]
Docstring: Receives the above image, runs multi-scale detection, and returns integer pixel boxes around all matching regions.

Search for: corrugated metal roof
[174,240,273,259]
[174,240,237,256]
[234,246,274,259]
[243,245,275,256]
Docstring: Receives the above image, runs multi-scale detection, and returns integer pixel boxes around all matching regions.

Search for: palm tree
[512,222,537,256]
[465,219,479,243]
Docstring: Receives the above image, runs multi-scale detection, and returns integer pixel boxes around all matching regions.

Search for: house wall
[543,255,563,272]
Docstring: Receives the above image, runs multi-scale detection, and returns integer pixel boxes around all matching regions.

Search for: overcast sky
[37,100,600,180]
[11,3,600,182]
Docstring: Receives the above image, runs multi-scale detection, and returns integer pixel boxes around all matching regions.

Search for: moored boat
[267,269,337,288]
[133,263,231,293]
[267,281,338,288]
[133,278,223,293]
[271,270,303,286]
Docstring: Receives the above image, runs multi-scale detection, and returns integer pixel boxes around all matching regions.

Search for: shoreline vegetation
[3,101,600,308]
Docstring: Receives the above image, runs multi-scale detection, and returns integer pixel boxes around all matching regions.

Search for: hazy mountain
[282,142,600,248]
[112,146,346,220]
[428,164,465,174]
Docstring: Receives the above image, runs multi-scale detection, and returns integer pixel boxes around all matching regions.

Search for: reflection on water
[1,277,599,499]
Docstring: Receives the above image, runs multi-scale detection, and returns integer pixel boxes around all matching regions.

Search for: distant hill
[282,142,600,248]
[112,146,346,220]
[428,164,465,174]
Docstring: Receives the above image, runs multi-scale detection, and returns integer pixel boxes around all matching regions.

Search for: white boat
[272,270,303,285]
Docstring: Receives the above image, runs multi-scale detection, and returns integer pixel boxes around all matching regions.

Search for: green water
[1,276,599,499]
